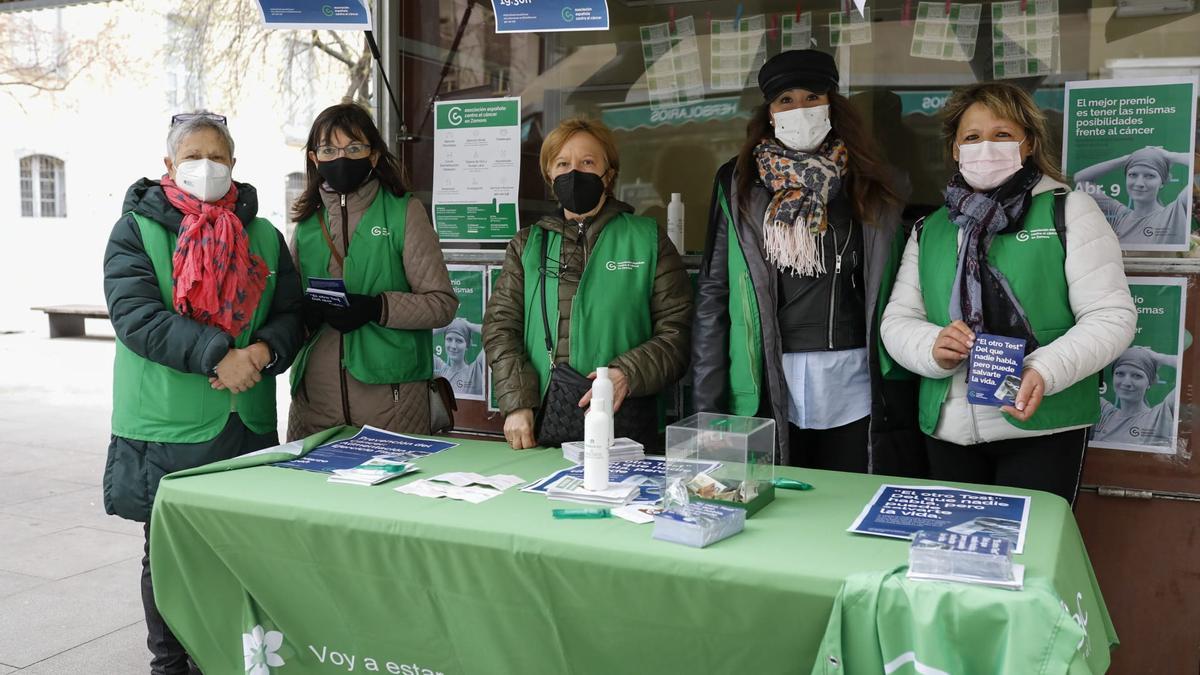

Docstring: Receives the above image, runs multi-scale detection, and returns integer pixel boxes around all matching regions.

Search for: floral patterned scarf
[754,137,849,277]
[161,175,267,337]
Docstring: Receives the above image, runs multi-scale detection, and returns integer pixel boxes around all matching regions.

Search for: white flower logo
[242,625,285,674]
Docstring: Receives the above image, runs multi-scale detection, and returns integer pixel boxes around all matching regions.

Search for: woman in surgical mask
[1074,146,1194,248]
[693,49,918,475]
[287,103,457,440]
[483,117,693,449]
[102,111,304,674]
[880,82,1137,504]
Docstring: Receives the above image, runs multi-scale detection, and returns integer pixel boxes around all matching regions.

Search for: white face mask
[772,105,832,153]
[174,158,232,202]
[957,139,1025,191]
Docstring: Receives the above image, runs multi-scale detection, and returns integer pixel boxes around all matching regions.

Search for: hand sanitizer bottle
[667,193,685,254]
[594,367,615,441]
[583,396,612,491]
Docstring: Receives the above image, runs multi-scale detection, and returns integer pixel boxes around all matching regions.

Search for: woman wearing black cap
[692,49,916,473]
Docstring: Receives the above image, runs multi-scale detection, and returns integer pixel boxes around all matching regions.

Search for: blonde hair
[941,82,1066,183]
[539,117,620,192]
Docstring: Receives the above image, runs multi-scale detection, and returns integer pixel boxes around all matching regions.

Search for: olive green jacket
[483,198,693,416]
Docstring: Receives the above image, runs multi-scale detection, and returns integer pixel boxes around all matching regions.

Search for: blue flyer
[305,277,350,308]
[274,425,457,474]
[522,457,718,506]
[847,484,1031,553]
[966,333,1026,407]
[255,0,371,30]
[491,0,610,33]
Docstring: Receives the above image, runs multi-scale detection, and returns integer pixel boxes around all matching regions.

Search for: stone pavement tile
[0,512,71,546]
[17,621,147,675]
[1,423,109,455]
[0,557,142,669]
[0,570,45,599]
[0,473,91,508]
[0,663,13,674]
[0,489,140,538]
[0,526,140,581]
[5,446,108,489]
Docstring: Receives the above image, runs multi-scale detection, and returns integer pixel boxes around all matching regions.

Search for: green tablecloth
[150,432,1116,675]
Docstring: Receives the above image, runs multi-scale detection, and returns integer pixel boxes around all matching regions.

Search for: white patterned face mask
[957,139,1025,191]
[773,105,832,153]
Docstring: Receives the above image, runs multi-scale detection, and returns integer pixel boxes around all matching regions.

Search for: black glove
[301,298,326,334]
[325,293,383,333]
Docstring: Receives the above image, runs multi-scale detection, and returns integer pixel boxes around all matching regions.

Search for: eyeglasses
[314,143,372,161]
[171,112,228,127]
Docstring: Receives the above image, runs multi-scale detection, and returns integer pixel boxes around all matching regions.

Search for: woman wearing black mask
[287,103,457,439]
[483,117,693,449]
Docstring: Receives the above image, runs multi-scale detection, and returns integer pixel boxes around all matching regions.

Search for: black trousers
[142,524,202,675]
[786,416,870,472]
[924,428,1089,506]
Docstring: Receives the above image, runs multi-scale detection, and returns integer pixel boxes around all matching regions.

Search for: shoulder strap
[539,229,554,360]
[1052,189,1068,252]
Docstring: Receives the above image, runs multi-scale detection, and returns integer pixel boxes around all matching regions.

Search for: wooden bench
[31,304,110,338]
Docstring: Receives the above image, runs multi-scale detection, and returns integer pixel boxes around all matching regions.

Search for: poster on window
[434,265,487,401]
[638,16,704,107]
[828,7,872,47]
[991,0,1059,79]
[433,98,521,242]
[909,2,981,62]
[491,0,609,33]
[255,0,370,30]
[486,265,504,413]
[1090,277,1187,454]
[709,14,767,92]
[780,12,814,51]
[1063,77,1198,252]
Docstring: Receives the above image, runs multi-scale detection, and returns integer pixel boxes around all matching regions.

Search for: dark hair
[734,90,903,226]
[291,103,409,222]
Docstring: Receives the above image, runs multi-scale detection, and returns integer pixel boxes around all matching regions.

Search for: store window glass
[396,2,1200,254]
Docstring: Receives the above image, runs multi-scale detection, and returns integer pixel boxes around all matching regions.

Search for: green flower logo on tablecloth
[243,625,285,674]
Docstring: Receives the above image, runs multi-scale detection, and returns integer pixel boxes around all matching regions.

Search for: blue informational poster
[274,425,457,474]
[847,484,1031,553]
[966,333,1026,407]
[491,0,610,33]
[522,457,718,506]
[255,0,371,30]
[305,277,349,308]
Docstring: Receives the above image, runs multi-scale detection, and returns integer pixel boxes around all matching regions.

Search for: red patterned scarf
[160,175,267,336]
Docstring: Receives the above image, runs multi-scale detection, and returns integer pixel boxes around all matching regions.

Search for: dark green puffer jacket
[102,178,304,522]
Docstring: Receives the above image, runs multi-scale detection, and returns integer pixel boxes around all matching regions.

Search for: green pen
[772,477,814,491]
[552,508,612,519]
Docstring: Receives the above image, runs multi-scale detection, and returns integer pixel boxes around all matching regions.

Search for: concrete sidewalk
[0,326,290,673]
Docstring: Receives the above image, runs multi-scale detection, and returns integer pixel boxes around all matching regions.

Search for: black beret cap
[757,49,839,102]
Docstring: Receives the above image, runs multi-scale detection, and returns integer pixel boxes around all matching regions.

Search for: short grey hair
[166,113,235,162]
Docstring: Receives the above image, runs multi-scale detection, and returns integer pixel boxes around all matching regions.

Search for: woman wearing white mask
[102,111,304,674]
[881,82,1136,503]
[693,50,921,474]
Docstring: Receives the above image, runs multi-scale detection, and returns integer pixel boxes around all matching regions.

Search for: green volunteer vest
[917,192,1099,434]
[522,213,657,396]
[290,190,433,391]
[111,213,280,443]
[717,183,764,416]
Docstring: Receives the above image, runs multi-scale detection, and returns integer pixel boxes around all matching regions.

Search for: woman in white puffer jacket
[881,82,1136,505]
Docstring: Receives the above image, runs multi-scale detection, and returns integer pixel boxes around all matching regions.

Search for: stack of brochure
[907,530,1024,589]
[545,475,639,506]
[326,457,417,486]
[652,502,746,548]
[561,437,645,464]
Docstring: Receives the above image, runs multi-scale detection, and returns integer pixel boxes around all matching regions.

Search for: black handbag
[532,231,657,448]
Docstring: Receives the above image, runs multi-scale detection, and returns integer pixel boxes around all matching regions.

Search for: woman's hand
[1001,368,1045,422]
[932,320,975,370]
[503,408,537,449]
[577,367,630,412]
[211,348,262,393]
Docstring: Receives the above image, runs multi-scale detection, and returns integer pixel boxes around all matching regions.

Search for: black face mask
[552,170,606,215]
[316,156,374,194]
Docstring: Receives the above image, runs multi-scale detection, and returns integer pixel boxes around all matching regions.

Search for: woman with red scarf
[102,112,303,675]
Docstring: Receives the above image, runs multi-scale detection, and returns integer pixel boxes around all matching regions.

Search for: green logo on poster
[322,5,334,16]
[562,7,575,21]
[243,625,285,674]
[447,106,464,126]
